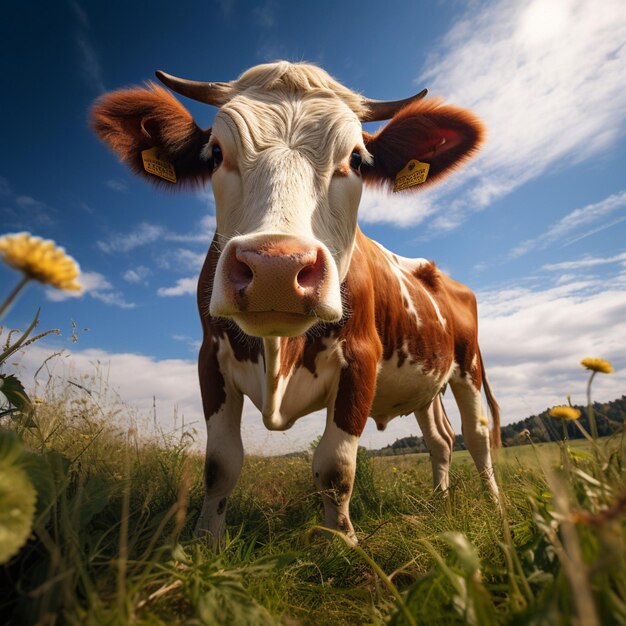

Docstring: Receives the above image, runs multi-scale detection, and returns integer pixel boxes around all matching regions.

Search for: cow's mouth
[231,311,317,337]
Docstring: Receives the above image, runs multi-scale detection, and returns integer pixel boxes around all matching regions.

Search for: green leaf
[0,373,32,414]
[0,430,37,564]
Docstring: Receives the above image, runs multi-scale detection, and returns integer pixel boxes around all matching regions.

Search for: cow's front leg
[313,344,379,544]
[195,387,244,549]
[313,418,360,544]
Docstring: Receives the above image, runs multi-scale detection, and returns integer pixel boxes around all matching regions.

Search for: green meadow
[2,372,625,626]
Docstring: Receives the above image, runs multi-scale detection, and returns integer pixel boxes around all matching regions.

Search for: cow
[91,61,501,547]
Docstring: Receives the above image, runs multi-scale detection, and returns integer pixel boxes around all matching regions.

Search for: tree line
[372,395,626,456]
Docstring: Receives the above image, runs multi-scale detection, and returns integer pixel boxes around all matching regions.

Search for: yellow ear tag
[393,159,430,192]
[141,147,177,183]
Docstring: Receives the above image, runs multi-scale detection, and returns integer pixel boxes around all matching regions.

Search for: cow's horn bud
[360,88,428,122]
[155,70,233,106]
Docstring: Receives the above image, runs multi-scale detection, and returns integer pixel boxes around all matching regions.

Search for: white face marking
[207,88,370,334]
[212,97,364,249]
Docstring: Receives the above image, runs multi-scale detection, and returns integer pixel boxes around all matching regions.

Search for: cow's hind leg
[195,389,244,549]
[414,394,454,492]
[449,377,499,500]
[313,418,359,544]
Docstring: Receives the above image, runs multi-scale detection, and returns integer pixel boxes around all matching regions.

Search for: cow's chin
[231,311,318,338]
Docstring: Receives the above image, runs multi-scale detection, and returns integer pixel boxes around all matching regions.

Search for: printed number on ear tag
[393,160,429,192]
[141,147,177,183]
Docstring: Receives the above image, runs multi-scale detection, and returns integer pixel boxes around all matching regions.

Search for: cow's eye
[349,151,362,171]
[211,144,223,167]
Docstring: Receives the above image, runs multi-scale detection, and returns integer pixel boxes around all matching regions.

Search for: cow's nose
[232,245,325,294]
[210,234,343,337]
[223,240,327,308]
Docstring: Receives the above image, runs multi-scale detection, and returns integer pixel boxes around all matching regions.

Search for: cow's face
[91,62,484,338]
[207,92,366,336]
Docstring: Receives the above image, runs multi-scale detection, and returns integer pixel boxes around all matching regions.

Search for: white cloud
[98,217,215,254]
[359,186,436,226]
[98,223,164,254]
[543,251,626,272]
[90,290,136,309]
[172,334,202,351]
[123,265,151,284]
[0,176,11,196]
[106,179,128,192]
[511,190,626,257]
[157,277,197,297]
[46,271,111,301]
[364,0,626,229]
[159,249,205,272]
[46,270,135,309]
[69,1,105,94]
[253,1,276,27]
[15,196,46,210]
[0,178,55,231]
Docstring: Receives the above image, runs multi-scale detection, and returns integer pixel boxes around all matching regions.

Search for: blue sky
[1,0,625,453]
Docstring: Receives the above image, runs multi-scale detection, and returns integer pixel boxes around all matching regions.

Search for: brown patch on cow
[413,261,440,292]
[197,238,227,418]
[217,497,227,515]
[204,458,221,491]
[354,232,454,377]
[437,273,482,390]
[322,468,352,502]
[276,330,331,380]
[334,163,350,177]
[278,336,304,378]
[332,240,382,435]
[302,332,329,376]
[199,337,227,418]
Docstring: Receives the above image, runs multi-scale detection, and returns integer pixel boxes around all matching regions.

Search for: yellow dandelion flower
[549,405,581,421]
[0,232,81,291]
[392,467,398,474]
[580,358,613,374]
[479,415,489,426]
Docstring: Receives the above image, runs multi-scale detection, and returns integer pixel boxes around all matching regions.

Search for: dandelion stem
[586,371,599,440]
[0,275,30,319]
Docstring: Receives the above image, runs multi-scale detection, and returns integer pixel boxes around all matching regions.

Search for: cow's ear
[91,82,212,188]
[361,99,484,190]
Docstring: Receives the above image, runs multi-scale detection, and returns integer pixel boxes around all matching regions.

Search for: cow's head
[92,62,483,337]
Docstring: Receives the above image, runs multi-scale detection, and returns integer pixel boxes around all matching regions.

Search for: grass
[2,371,626,625]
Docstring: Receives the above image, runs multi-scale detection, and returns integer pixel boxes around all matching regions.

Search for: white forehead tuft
[229,61,368,119]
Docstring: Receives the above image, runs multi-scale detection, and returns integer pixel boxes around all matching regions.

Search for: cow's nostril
[297,250,324,289]
[231,258,253,290]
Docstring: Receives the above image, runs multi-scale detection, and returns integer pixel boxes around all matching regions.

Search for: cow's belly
[370,355,454,430]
